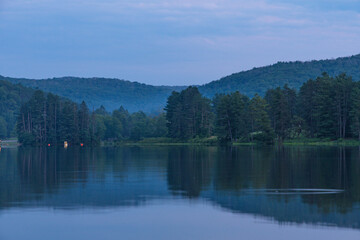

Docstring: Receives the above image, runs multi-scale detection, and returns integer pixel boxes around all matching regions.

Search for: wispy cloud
[0,0,359,85]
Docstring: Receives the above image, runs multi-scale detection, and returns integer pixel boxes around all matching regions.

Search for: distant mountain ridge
[198,54,360,98]
[2,54,360,112]
[0,76,186,113]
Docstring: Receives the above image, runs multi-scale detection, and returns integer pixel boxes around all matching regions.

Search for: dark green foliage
[17,91,97,145]
[298,79,317,137]
[102,115,123,140]
[199,54,360,98]
[79,101,90,143]
[13,70,360,145]
[249,94,274,144]
[350,83,360,140]
[297,73,354,139]
[165,87,213,139]
[214,92,250,142]
[151,113,168,138]
[1,76,186,113]
[94,105,108,115]
[211,72,360,143]
[0,80,34,138]
[0,117,7,138]
[265,85,296,141]
[112,107,131,139]
[16,90,170,145]
[333,74,353,139]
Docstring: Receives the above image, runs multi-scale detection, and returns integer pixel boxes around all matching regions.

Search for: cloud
[0,0,359,85]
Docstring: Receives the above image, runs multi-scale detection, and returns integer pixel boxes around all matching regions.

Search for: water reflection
[0,146,360,229]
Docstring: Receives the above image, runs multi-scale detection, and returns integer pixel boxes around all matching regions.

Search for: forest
[2,76,185,113]
[16,90,168,145]
[15,72,360,145]
[0,80,34,139]
[200,54,360,98]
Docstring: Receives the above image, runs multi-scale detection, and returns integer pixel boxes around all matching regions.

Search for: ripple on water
[244,189,344,195]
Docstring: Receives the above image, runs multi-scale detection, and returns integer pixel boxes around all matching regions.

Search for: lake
[0,146,359,239]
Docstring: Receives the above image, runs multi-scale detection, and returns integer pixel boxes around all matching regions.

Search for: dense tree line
[165,87,212,139]
[16,72,360,145]
[93,106,167,141]
[17,90,167,145]
[0,80,34,139]
[166,73,360,143]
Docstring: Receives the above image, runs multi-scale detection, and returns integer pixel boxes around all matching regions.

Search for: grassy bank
[102,136,219,146]
[103,137,360,147]
[283,138,360,146]
[9,137,360,147]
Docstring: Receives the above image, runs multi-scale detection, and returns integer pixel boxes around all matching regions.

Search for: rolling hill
[0,76,186,113]
[198,54,360,98]
[2,54,360,112]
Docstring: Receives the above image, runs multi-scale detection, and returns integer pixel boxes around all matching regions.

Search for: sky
[0,0,359,86]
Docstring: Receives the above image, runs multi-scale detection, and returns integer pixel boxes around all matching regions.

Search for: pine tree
[249,94,274,144]
[350,83,360,140]
[165,87,212,139]
[78,101,90,144]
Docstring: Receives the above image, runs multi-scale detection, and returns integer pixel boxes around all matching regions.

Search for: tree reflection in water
[0,146,359,229]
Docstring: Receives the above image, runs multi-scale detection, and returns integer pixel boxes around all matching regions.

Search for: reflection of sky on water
[1,201,359,240]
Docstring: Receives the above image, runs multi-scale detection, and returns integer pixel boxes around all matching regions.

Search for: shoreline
[6,138,360,147]
[103,138,360,147]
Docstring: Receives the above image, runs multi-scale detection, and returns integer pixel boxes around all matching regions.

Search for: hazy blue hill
[2,54,360,112]
[199,54,360,97]
[1,76,186,113]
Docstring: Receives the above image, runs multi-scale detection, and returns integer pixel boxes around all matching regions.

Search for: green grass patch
[283,138,360,146]
[102,136,219,146]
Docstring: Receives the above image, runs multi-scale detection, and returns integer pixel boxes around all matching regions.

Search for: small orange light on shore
[80,143,84,147]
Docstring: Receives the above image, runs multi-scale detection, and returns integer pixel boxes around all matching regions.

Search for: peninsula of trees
[15,72,360,145]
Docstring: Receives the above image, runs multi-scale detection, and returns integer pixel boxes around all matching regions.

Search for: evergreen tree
[298,79,317,137]
[312,73,337,138]
[113,106,131,139]
[214,92,250,142]
[46,93,61,144]
[249,94,274,144]
[59,101,79,144]
[165,87,212,139]
[333,73,353,138]
[78,101,90,143]
[151,113,168,137]
[350,83,360,140]
[265,86,293,142]
[0,117,7,139]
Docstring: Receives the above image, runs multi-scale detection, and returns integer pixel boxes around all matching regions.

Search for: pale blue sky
[0,0,359,85]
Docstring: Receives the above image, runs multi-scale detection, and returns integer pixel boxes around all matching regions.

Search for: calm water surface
[0,146,359,239]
